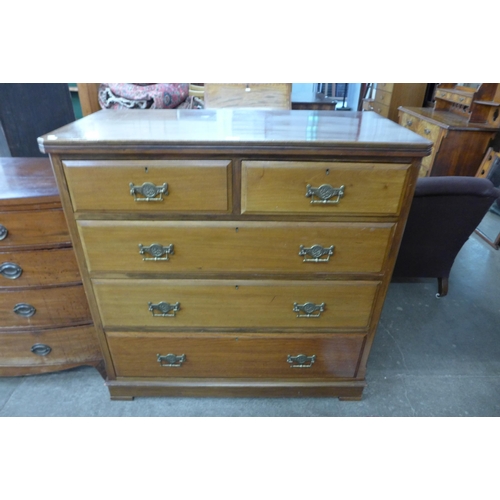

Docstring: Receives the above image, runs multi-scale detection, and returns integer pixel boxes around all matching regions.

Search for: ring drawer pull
[287,354,316,368]
[293,302,325,318]
[0,262,23,279]
[299,244,334,262]
[157,353,186,367]
[305,184,344,204]
[129,182,168,202]
[0,224,8,241]
[148,301,180,317]
[14,303,36,317]
[139,243,174,261]
[31,343,52,356]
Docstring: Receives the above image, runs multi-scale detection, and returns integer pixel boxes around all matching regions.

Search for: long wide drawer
[0,285,92,329]
[0,210,70,249]
[93,279,380,330]
[0,324,100,368]
[241,161,411,216]
[0,247,81,287]
[107,331,367,379]
[63,160,231,213]
[78,220,395,275]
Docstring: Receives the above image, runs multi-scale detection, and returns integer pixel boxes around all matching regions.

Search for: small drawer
[241,161,411,216]
[371,102,390,118]
[0,285,92,329]
[376,83,394,93]
[374,89,392,107]
[417,120,442,144]
[78,220,395,276]
[204,83,291,109]
[93,279,380,330]
[0,248,81,287]
[0,210,69,249]
[451,93,472,106]
[0,325,100,370]
[63,160,231,213]
[106,331,367,379]
[399,112,420,133]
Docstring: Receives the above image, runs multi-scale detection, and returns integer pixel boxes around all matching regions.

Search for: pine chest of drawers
[38,109,431,400]
[0,157,102,376]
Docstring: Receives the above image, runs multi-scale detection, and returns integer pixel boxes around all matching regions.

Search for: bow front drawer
[241,161,411,216]
[62,160,231,213]
[106,331,367,379]
[93,279,380,330]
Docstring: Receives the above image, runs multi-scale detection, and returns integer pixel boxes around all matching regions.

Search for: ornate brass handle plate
[31,344,52,356]
[148,301,180,317]
[0,262,23,279]
[287,354,316,368]
[0,224,8,241]
[129,182,168,202]
[139,243,174,261]
[157,353,186,367]
[306,184,345,204]
[299,244,334,263]
[293,302,325,318]
[14,303,36,317]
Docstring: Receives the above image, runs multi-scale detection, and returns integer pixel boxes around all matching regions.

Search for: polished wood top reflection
[38,109,432,156]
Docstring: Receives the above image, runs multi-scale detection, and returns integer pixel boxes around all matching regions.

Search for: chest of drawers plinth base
[39,109,431,400]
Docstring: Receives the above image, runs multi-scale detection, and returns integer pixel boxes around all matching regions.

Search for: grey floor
[1,232,499,417]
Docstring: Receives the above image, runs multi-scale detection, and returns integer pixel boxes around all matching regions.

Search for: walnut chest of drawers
[0,157,102,376]
[38,109,431,400]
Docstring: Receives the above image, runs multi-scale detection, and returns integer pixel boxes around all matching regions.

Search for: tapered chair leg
[436,277,449,298]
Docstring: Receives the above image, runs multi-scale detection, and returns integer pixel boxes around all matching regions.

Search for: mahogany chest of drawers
[0,157,102,376]
[38,109,431,400]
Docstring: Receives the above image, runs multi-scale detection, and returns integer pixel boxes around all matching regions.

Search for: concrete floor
[1,232,499,417]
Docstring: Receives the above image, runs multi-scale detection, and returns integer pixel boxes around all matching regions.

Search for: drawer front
[417,120,442,144]
[0,325,100,368]
[242,161,410,216]
[93,279,379,329]
[205,83,291,109]
[374,88,392,107]
[0,248,81,287]
[0,210,69,248]
[63,160,231,213]
[107,331,366,379]
[78,220,395,275]
[399,112,420,133]
[0,285,92,329]
[371,102,390,118]
[376,83,394,93]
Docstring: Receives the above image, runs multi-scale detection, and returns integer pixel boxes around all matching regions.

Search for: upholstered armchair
[392,176,500,297]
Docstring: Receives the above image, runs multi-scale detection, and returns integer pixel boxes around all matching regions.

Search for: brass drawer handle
[31,343,52,356]
[0,262,23,279]
[287,354,316,368]
[157,353,186,367]
[129,182,168,202]
[0,224,8,241]
[406,119,413,126]
[148,301,180,317]
[299,244,334,262]
[293,302,325,318]
[424,128,431,135]
[305,184,344,204]
[14,303,36,317]
[139,243,174,261]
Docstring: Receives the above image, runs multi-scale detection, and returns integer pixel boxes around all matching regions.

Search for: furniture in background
[0,157,103,376]
[39,109,431,400]
[291,87,337,110]
[475,148,500,249]
[204,83,292,109]
[0,84,75,157]
[362,83,428,123]
[398,84,500,177]
[392,176,500,297]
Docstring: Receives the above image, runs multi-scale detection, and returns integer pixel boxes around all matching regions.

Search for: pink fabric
[98,83,189,109]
